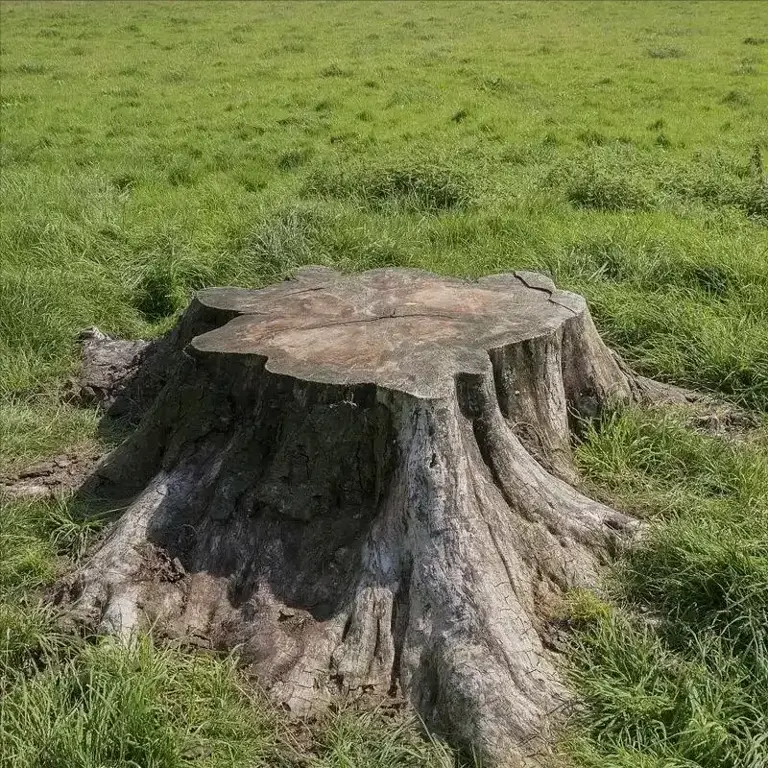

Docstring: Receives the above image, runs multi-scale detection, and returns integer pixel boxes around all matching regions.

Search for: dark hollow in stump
[64,267,639,767]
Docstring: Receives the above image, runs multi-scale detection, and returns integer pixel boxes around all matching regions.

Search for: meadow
[1,1,767,766]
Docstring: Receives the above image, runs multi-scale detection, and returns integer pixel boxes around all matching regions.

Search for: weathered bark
[71,327,151,414]
[62,267,639,767]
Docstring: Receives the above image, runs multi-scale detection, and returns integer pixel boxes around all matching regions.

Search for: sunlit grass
[568,408,768,767]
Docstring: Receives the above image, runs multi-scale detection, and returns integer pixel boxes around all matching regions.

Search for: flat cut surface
[191,268,584,398]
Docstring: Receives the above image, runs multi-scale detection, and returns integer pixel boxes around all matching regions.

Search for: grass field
[1,1,767,766]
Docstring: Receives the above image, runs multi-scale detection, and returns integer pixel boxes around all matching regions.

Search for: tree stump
[65,267,639,767]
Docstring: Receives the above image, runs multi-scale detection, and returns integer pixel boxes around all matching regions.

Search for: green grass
[1,1,767,766]
[0,494,461,768]
[566,408,768,767]
[1,631,459,768]
[1,0,767,429]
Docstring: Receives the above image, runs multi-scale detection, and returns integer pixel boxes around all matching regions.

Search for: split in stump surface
[63,267,640,767]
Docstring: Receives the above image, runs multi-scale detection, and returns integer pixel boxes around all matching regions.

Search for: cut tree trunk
[62,267,640,767]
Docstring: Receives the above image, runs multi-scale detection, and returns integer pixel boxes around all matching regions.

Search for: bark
[62,267,640,767]
[72,326,151,414]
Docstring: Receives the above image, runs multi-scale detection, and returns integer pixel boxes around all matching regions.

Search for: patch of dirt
[0,450,103,501]
[629,372,763,442]
[687,408,763,441]
[136,542,187,583]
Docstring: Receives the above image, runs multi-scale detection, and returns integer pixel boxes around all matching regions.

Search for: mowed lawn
[1,2,767,767]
